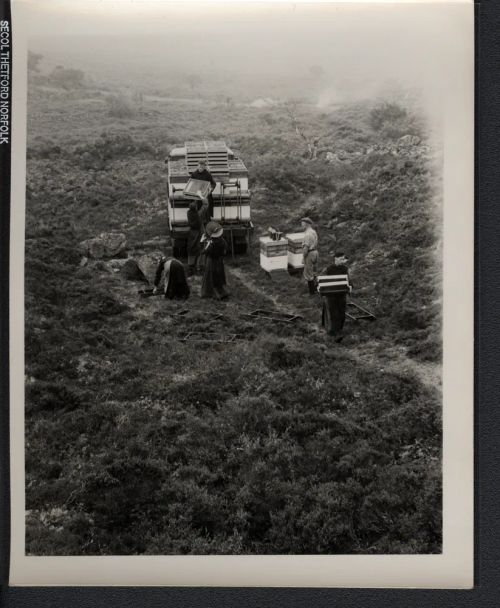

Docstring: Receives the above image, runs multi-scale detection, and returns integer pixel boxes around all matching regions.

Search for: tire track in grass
[227,264,440,389]
[227,265,322,336]
[110,249,439,391]
[348,342,441,391]
[247,201,442,390]
[227,267,287,311]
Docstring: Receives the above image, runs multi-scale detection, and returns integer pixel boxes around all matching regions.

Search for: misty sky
[16,1,472,105]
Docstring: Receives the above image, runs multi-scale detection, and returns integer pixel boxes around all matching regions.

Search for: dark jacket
[201,237,228,299]
[205,237,227,259]
[190,169,216,191]
[199,203,211,227]
[187,207,202,256]
[187,207,202,231]
[321,263,350,336]
[190,169,216,218]
[325,263,349,279]
[154,257,190,300]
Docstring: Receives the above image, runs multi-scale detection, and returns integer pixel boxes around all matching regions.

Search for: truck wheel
[230,236,248,254]
[173,244,186,258]
[172,238,182,257]
[233,241,247,254]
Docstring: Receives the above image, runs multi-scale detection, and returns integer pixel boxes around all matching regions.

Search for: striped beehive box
[167,194,251,225]
[317,274,350,294]
[259,236,289,272]
[286,232,305,269]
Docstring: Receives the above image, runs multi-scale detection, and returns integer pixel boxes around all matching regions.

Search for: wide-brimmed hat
[206,221,224,238]
[300,217,314,226]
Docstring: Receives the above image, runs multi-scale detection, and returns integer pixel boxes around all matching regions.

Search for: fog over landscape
[21,0,463,113]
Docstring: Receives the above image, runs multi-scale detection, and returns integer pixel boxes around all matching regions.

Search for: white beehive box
[286,232,305,269]
[317,274,350,294]
[259,236,288,272]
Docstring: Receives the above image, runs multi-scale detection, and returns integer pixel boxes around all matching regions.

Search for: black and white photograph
[8,0,473,587]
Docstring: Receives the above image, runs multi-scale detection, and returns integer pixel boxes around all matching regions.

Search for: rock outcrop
[119,259,149,283]
[78,232,127,259]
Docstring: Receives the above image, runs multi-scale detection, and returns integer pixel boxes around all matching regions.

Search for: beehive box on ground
[259,236,288,272]
[286,232,305,269]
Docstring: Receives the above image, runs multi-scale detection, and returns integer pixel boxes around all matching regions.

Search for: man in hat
[201,221,229,300]
[301,217,319,295]
[321,252,352,342]
[190,160,216,219]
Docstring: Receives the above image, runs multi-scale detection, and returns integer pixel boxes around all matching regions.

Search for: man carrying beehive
[301,217,319,295]
[190,160,216,219]
[320,252,352,342]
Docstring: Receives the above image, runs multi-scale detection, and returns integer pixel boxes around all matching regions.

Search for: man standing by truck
[301,217,319,295]
[186,201,203,275]
[190,160,216,219]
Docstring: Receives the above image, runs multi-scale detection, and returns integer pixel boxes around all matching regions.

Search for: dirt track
[114,244,440,395]
[228,261,440,391]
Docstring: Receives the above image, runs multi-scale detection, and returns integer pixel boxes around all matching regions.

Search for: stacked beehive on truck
[167,141,252,252]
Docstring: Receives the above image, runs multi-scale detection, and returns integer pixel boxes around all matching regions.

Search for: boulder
[93,261,110,272]
[398,134,421,147]
[137,251,164,282]
[326,151,342,163]
[140,237,168,249]
[78,232,127,259]
[120,259,149,283]
[107,258,129,271]
[336,150,350,161]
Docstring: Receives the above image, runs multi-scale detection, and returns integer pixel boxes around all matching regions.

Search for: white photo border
[9,0,474,588]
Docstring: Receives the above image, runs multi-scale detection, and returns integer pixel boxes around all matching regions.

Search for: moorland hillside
[24,77,442,555]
